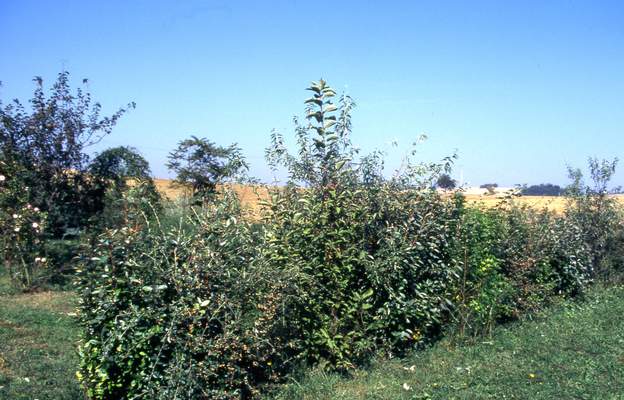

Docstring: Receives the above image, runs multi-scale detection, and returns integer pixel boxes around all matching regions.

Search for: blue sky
[1,0,623,186]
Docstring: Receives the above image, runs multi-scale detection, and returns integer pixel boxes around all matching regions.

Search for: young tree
[0,72,134,235]
[166,136,247,203]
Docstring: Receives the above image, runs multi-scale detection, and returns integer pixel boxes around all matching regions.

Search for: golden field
[154,179,624,214]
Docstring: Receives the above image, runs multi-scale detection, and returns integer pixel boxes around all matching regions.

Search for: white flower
[35,257,41,262]
[14,227,20,232]
[40,258,46,263]
[0,175,5,182]
[402,383,411,391]
[26,204,32,209]
[34,207,39,212]
[12,214,19,219]
[32,222,39,228]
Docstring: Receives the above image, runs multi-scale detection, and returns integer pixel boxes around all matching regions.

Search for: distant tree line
[520,183,564,196]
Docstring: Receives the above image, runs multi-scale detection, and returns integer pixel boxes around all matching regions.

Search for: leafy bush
[0,161,48,289]
[0,72,133,237]
[89,146,161,230]
[452,204,592,336]
[77,187,300,399]
[261,80,463,367]
[565,158,624,282]
[76,80,623,399]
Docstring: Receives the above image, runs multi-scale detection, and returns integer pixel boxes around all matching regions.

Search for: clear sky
[1,0,623,187]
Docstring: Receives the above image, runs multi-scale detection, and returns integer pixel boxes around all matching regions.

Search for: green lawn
[0,284,83,400]
[274,286,624,400]
[1,283,623,400]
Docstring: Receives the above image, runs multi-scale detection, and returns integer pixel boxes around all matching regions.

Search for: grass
[1,272,623,400]
[0,273,83,400]
[273,286,624,400]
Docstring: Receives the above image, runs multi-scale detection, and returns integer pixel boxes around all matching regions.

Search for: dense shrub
[565,158,624,282]
[0,72,133,237]
[0,161,48,289]
[77,188,300,399]
[89,146,161,230]
[452,204,591,336]
[76,80,624,399]
[0,72,135,290]
[261,182,462,368]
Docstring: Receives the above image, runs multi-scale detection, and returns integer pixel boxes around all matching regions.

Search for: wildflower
[528,373,536,379]
[12,214,19,219]
[26,204,32,209]
[34,207,39,212]
[41,258,46,263]
[0,175,5,182]
[35,257,41,262]
[32,222,39,228]
[402,383,411,391]
[14,227,20,232]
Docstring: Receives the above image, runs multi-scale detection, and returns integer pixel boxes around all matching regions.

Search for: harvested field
[153,179,624,213]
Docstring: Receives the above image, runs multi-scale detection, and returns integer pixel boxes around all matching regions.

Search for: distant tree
[90,146,160,228]
[436,173,456,190]
[166,136,248,203]
[0,72,134,235]
[90,146,153,188]
[480,183,498,195]
[521,183,564,196]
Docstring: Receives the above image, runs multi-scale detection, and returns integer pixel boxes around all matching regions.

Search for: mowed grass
[273,285,624,400]
[0,276,83,399]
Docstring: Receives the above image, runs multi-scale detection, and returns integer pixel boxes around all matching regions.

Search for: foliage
[0,71,134,236]
[76,79,624,399]
[89,146,153,185]
[520,183,563,196]
[263,79,460,368]
[76,188,299,399]
[89,146,160,229]
[167,136,248,204]
[565,157,624,282]
[273,285,624,400]
[0,161,48,289]
[435,173,456,190]
[452,204,591,336]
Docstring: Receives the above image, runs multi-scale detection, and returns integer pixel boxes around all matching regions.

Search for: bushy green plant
[89,146,161,230]
[0,72,133,237]
[76,79,622,399]
[452,203,592,337]
[76,188,299,399]
[565,158,624,282]
[167,136,248,205]
[262,80,461,367]
[0,161,48,289]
